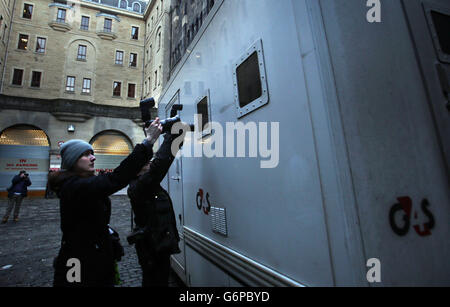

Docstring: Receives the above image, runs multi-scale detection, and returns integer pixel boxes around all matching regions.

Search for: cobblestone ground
[0,195,185,287]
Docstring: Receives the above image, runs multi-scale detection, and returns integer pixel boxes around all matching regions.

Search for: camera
[140,97,194,135]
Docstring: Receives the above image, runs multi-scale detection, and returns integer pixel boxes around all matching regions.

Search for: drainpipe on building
[0,0,18,93]
[141,40,145,100]
[169,3,173,80]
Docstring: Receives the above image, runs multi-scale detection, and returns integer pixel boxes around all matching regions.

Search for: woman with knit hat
[49,119,162,287]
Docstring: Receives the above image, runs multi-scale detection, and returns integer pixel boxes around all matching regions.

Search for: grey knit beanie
[60,139,94,170]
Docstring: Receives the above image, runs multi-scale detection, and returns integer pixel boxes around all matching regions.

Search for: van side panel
[320,0,450,285]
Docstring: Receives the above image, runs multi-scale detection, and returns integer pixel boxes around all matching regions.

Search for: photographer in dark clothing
[48,119,162,287]
[127,131,184,287]
[2,170,32,223]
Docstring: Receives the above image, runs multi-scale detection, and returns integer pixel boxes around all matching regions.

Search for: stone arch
[89,129,133,155]
[0,124,51,147]
[63,38,97,96]
[89,130,133,173]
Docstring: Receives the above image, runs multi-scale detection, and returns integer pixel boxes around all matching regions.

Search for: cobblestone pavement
[0,195,185,287]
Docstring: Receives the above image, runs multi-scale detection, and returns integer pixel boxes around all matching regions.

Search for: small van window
[197,96,209,133]
[236,51,262,108]
[431,11,450,55]
[233,39,269,118]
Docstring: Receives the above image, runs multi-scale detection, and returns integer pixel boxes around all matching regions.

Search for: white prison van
[157,0,450,286]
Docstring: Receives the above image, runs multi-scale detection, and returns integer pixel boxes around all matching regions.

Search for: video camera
[140,97,194,135]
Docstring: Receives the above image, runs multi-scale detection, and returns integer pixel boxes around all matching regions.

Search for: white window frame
[30,70,43,88]
[113,80,122,97]
[80,15,90,31]
[17,33,30,51]
[22,2,34,20]
[35,36,47,54]
[127,83,136,99]
[115,50,124,65]
[66,76,75,92]
[82,78,91,94]
[57,8,66,23]
[11,67,25,86]
[129,52,138,67]
[131,26,139,40]
[77,44,87,60]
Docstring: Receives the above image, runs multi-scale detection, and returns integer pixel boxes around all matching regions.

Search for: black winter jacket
[7,175,31,198]
[127,134,180,260]
[51,142,153,287]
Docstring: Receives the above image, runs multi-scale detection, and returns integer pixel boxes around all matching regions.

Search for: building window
[196,95,210,134]
[82,78,91,93]
[115,51,124,65]
[131,26,139,40]
[113,81,121,96]
[18,34,28,50]
[120,0,127,9]
[128,84,135,98]
[154,71,157,89]
[35,37,46,53]
[22,4,33,19]
[77,45,87,60]
[12,69,24,85]
[157,29,161,51]
[104,18,112,32]
[57,8,66,23]
[31,71,41,88]
[149,45,152,62]
[66,76,75,92]
[129,53,137,67]
[133,3,140,12]
[80,16,89,30]
[2,25,7,43]
[159,65,162,85]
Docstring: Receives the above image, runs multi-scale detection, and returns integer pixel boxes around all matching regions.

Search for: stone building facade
[0,0,154,196]
[0,0,216,196]
[142,0,168,105]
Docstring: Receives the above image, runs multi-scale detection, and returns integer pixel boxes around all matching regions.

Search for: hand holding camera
[145,118,163,145]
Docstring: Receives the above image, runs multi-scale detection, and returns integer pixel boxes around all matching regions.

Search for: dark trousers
[4,195,24,219]
[141,253,170,287]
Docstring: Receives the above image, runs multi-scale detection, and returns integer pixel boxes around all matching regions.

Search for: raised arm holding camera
[126,99,189,287]
[48,119,162,287]
[2,170,32,224]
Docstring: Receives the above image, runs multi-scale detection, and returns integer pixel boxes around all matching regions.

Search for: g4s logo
[389,197,435,237]
[196,188,211,215]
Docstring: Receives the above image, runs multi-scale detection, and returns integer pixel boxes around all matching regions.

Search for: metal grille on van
[210,206,227,236]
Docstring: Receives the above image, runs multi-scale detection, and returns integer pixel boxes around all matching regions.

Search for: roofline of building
[143,0,156,19]
[79,0,146,19]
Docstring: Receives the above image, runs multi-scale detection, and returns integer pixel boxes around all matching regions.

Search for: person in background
[2,170,32,223]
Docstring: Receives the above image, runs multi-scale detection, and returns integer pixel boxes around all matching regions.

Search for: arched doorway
[0,125,50,197]
[90,130,132,173]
